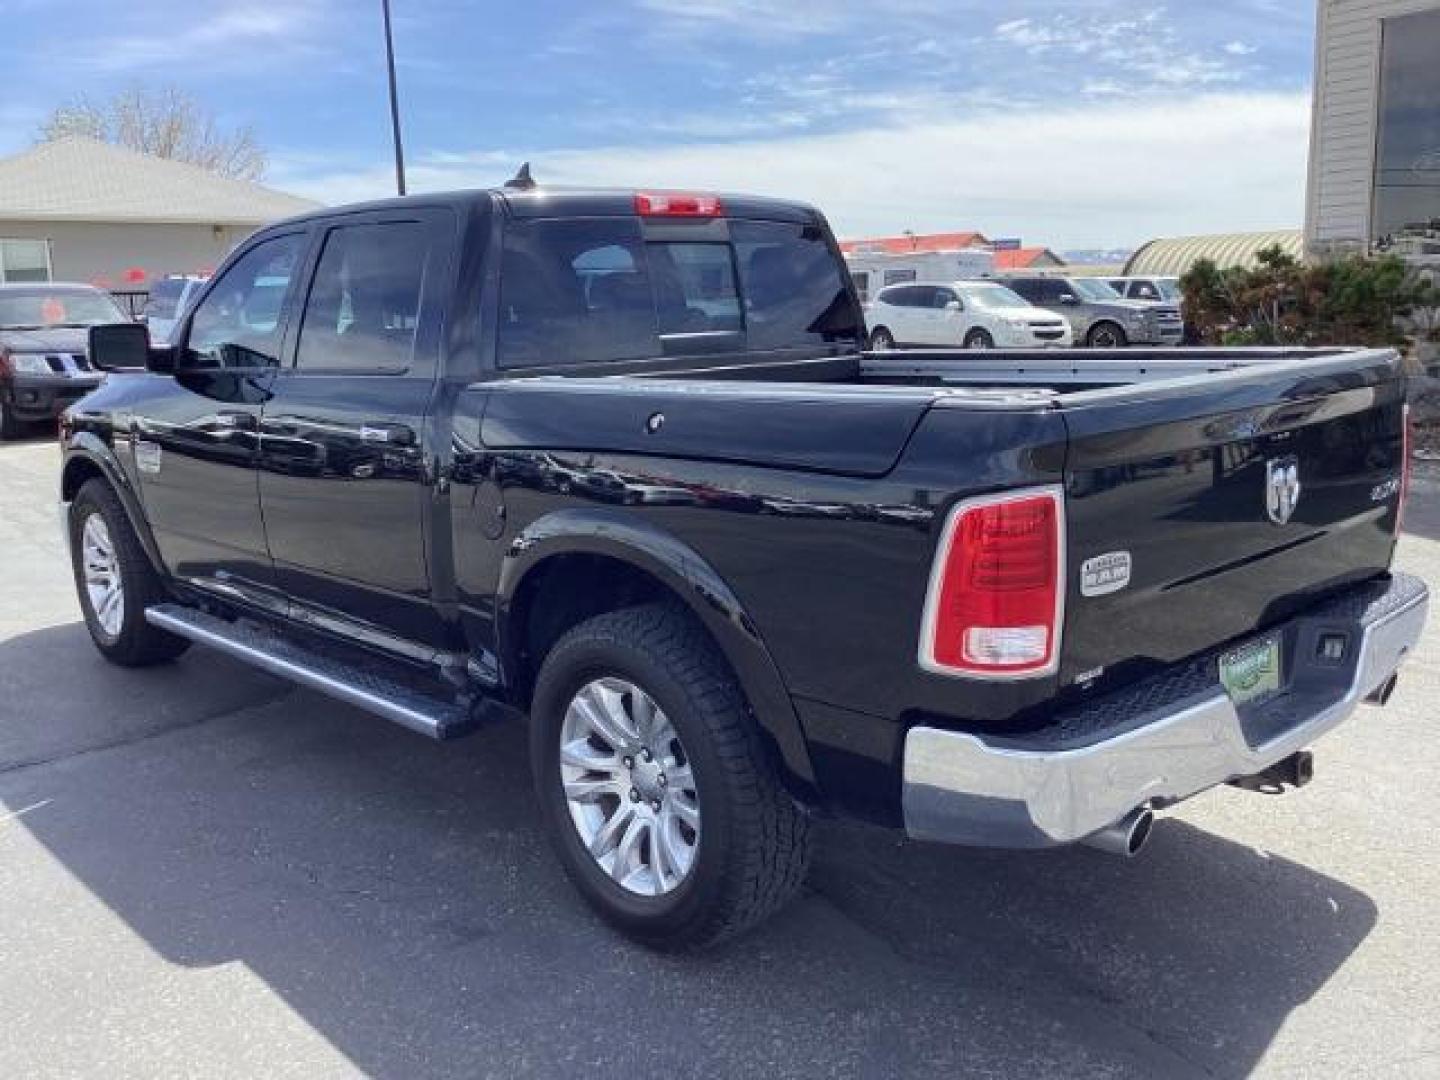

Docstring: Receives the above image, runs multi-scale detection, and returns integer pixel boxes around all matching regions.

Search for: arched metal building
[1123,230,1304,277]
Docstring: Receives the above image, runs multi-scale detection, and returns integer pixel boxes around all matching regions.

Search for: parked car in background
[1107,275,1182,303]
[866,281,1072,350]
[0,283,121,438]
[1002,274,1183,348]
[845,248,995,303]
[140,274,208,343]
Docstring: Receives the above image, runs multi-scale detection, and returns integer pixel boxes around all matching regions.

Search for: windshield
[957,283,1029,310]
[143,279,190,320]
[1070,278,1121,301]
[0,288,127,329]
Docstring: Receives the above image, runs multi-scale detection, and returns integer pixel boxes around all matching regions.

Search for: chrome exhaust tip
[1081,806,1155,858]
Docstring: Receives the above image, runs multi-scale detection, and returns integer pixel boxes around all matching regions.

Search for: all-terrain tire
[68,479,190,666]
[530,603,811,949]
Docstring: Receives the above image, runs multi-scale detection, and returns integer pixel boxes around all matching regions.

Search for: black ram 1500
[61,186,1427,948]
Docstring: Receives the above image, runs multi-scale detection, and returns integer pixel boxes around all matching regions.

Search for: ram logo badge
[1265,456,1301,525]
[1080,551,1131,597]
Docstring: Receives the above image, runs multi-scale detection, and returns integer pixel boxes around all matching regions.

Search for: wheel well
[62,457,106,502]
[509,554,677,706]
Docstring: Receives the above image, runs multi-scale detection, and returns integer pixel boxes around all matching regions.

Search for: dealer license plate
[1219,636,1283,705]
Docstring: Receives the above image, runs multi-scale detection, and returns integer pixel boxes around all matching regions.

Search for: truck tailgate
[1058,353,1407,689]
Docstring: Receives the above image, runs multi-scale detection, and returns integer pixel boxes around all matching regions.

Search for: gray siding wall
[1306,0,1440,250]
[0,220,254,287]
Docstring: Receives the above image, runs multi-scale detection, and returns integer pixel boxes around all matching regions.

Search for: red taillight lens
[634,192,724,217]
[920,489,1064,677]
[1399,400,1413,534]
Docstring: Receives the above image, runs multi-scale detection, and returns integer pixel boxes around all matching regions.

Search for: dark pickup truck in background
[61,186,1427,948]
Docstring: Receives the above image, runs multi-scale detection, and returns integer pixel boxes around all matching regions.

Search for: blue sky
[0,0,1318,248]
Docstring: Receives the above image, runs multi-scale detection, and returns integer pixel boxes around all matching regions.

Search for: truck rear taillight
[920,487,1065,678]
[634,192,724,217]
[1399,401,1413,534]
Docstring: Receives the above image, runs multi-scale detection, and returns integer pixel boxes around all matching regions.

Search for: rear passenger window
[296,222,429,374]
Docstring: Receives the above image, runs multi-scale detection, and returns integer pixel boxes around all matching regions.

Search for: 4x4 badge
[1265,456,1301,525]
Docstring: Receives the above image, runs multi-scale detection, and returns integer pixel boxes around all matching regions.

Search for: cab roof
[272,186,822,227]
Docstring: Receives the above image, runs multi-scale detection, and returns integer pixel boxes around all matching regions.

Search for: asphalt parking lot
[2,432,1439,1080]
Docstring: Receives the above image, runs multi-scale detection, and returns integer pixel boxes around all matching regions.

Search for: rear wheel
[68,479,190,666]
[531,603,811,949]
[1086,321,1127,348]
[963,328,994,350]
[869,327,896,351]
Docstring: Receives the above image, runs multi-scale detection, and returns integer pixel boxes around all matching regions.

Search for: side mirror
[1059,293,1079,305]
[87,323,149,371]
[86,323,175,374]
[945,300,963,313]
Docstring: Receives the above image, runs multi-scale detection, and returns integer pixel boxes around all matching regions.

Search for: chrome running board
[145,603,475,739]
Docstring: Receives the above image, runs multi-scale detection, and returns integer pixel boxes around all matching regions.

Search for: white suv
[867,281,1073,351]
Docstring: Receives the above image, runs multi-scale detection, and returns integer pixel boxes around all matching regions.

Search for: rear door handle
[360,423,416,447]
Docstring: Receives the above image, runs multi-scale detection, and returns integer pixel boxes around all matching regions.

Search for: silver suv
[1003,274,1183,348]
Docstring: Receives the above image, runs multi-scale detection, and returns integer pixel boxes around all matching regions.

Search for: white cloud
[993,9,1241,87]
[1224,40,1258,55]
[83,1,330,72]
[273,91,1311,249]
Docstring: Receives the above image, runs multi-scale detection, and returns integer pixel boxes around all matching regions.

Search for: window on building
[883,268,916,286]
[1374,8,1440,245]
[0,239,52,283]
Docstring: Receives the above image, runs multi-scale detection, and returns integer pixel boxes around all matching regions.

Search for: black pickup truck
[61,186,1427,948]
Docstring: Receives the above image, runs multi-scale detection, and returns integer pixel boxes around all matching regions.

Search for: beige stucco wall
[0,219,257,288]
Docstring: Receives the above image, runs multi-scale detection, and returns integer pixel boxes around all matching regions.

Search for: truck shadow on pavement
[0,622,1377,1079]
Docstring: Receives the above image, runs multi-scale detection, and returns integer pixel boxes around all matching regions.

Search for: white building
[0,137,319,290]
[1305,0,1440,256]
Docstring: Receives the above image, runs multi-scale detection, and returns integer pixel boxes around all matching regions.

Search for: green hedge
[1180,246,1440,350]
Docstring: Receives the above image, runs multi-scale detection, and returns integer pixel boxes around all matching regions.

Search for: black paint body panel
[56,187,1409,828]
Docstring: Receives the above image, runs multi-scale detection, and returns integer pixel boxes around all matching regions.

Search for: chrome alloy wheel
[81,514,125,638]
[559,677,701,896]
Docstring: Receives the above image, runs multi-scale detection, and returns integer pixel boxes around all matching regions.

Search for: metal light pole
[382,0,407,196]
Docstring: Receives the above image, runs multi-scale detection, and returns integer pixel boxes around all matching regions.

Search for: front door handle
[214,410,258,432]
[359,423,416,447]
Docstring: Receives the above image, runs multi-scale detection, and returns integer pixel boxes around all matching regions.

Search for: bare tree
[39,85,267,181]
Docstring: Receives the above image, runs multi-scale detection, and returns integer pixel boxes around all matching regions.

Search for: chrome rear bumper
[903,573,1428,849]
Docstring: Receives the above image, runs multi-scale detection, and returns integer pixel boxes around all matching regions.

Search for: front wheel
[68,480,190,666]
[1086,321,1128,348]
[963,328,994,350]
[530,603,811,949]
[0,400,24,440]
